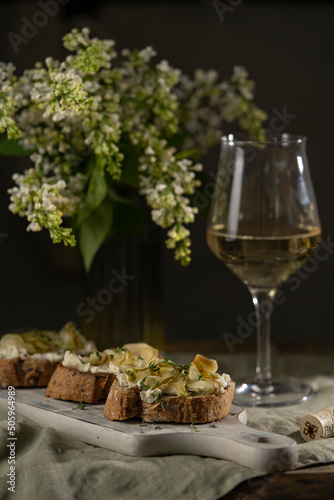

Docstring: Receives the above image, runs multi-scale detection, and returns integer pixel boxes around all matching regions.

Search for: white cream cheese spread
[62,343,160,375]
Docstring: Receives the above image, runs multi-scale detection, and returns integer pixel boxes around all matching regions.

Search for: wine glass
[206,133,322,407]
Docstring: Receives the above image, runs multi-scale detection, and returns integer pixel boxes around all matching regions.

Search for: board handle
[147,424,299,472]
[212,422,298,471]
[186,407,298,471]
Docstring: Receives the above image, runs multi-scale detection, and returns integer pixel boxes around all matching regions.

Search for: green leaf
[107,186,131,205]
[85,155,108,210]
[79,198,114,272]
[174,149,196,160]
[77,155,108,225]
[0,134,32,156]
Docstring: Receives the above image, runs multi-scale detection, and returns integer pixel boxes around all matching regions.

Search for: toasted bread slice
[104,380,142,420]
[0,357,58,389]
[142,381,235,423]
[45,364,115,403]
[104,380,235,424]
[0,322,95,388]
[103,355,235,424]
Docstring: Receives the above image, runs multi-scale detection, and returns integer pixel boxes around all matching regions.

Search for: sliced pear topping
[0,334,27,350]
[0,322,91,358]
[81,351,107,365]
[140,345,160,364]
[145,375,161,387]
[189,355,220,391]
[159,374,177,387]
[123,342,150,356]
[163,376,188,397]
[126,366,151,383]
[192,354,218,375]
[186,378,217,395]
[123,343,159,364]
[159,366,179,379]
[136,367,151,382]
[59,322,86,349]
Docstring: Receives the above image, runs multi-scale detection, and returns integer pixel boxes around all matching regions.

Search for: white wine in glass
[207,134,322,407]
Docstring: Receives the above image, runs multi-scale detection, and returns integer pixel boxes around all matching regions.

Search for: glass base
[233,375,313,407]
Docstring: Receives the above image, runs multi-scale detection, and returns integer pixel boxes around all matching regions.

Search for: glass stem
[251,291,274,386]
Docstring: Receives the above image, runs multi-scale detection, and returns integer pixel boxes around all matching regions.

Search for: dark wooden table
[222,463,334,499]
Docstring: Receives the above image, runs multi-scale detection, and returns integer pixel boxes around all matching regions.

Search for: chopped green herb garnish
[84,352,93,357]
[198,374,205,380]
[190,422,199,432]
[179,364,191,379]
[125,369,135,382]
[155,426,161,430]
[210,424,217,428]
[140,378,149,391]
[153,393,165,409]
[96,350,102,360]
[34,329,46,340]
[149,360,160,372]
[77,403,86,410]
[149,358,177,372]
[161,357,176,366]
[114,347,128,354]
[230,412,237,416]
[138,355,144,360]
[109,354,114,360]
[139,424,147,427]
[153,380,160,388]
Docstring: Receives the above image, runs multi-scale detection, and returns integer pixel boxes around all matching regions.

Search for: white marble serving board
[0,388,298,471]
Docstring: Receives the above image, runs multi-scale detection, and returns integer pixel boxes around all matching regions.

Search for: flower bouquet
[0,28,266,271]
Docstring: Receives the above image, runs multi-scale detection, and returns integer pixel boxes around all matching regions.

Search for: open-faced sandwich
[0,322,95,389]
[45,343,160,403]
[104,354,235,423]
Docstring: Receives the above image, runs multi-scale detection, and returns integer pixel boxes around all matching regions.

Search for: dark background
[0,1,333,354]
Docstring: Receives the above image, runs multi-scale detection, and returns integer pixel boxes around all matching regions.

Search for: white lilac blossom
[176,66,267,157]
[8,171,75,246]
[0,62,20,139]
[1,28,266,269]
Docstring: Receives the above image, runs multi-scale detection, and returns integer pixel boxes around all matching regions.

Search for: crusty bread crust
[45,364,115,403]
[0,357,58,389]
[142,381,235,423]
[104,380,235,423]
[104,380,142,420]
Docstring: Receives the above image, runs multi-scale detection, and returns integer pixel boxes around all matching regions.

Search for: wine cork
[300,405,334,441]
